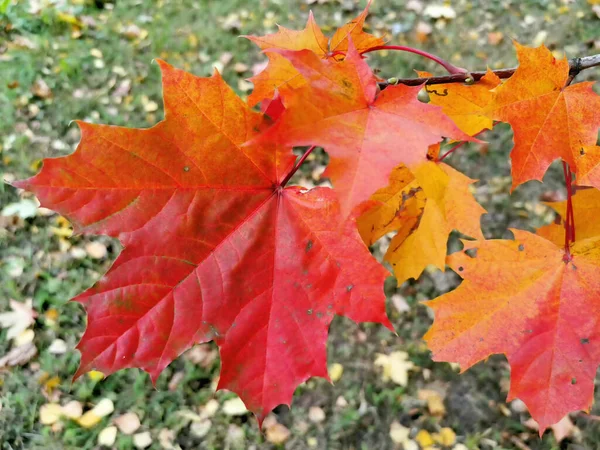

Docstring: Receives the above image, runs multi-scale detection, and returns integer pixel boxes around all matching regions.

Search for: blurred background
[1,0,600,449]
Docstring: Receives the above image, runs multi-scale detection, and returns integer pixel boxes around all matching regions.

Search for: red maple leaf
[256,41,474,216]
[14,61,392,421]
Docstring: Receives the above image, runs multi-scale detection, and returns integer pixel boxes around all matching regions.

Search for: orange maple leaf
[417,69,501,136]
[359,154,485,284]
[424,230,600,431]
[246,1,384,106]
[489,43,600,189]
[257,43,473,216]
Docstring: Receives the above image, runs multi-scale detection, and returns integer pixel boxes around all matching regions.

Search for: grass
[1,0,600,449]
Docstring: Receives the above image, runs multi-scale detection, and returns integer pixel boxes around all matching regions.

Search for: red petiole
[280,145,317,187]
[360,45,468,76]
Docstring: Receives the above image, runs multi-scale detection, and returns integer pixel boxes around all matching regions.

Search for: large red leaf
[14,61,391,421]
[256,41,474,216]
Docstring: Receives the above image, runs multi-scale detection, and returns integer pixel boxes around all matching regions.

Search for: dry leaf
[308,406,326,423]
[415,429,435,448]
[14,329,35,347]
[328,363,344,382]
[114,412,141,435]
[40,403,63,425]
[133,431,153,449]
[222,397,247,416]
[0,341,37,368]
[85,241,108,259]
[433,427,457,446]
[389,421,410,444]
[77,398,115,428]
[0,299,37,340]
[374,351,415,386]
[48,339,67,354]
[62,400,83,419]
[158,428,181,450]
[190,420,211,438]
[98,425,118,446]
[265,422,291,445]
[31,79,52,98]
[418,389,446,416]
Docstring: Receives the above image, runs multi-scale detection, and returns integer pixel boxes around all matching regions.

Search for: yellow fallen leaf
[265,423,291,445]
[40,403,63,425]
[328,363,344,382]
[78,411,102,428]
[98,426,118,446]
[78,398,114,428]
[433,427,456,446]
[415,430,435,448]
[374,351,415,386]
[418,389,446,416]
[43,375,61,394]
[88,370,105,382]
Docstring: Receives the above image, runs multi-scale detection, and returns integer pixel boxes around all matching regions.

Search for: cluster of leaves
[13,1,600,433]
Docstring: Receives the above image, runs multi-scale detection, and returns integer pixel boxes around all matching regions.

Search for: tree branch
[379,53,600,88]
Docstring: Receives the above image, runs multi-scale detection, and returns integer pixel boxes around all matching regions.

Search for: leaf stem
[437,127,491,162]
[361,45,467,75]
[562,161,575,262]
[378,53,600,88]
[280,146,317,187]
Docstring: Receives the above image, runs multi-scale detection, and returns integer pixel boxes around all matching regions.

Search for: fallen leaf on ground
[133,431,153,449]
[222,397,248,416]
[433,427,457,446]
[85,241,108,259]
[415,429,435,448]
[265,422,291,445]
[48,339,67,354]
[0,299,37,340]
[308,406,326,423]
[328,363,344,382]
[40,403,63,425]
[98,425,118,446]
[418,389,446,416]
[374,351,416,386]
[61,400,83,419]
[114,412,141,435]
[190,420,211,438]
[77,398,115,428]
[0,342,37,368]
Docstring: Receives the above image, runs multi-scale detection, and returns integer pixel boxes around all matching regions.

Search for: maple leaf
[424,230,600,431]
[537,187,600,245]
[14,61,392,421]
[417,69,501,136]
[358,150,485,284]
[257,42,474,216]
[574,145,600,191]
[0,299,37,340]
[246,1,384,106]
[489,43,600,188]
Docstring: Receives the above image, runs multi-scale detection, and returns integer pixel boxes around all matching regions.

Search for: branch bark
[379,53,600,88]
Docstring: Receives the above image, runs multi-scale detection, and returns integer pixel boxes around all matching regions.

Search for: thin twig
[379,53,600,88]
